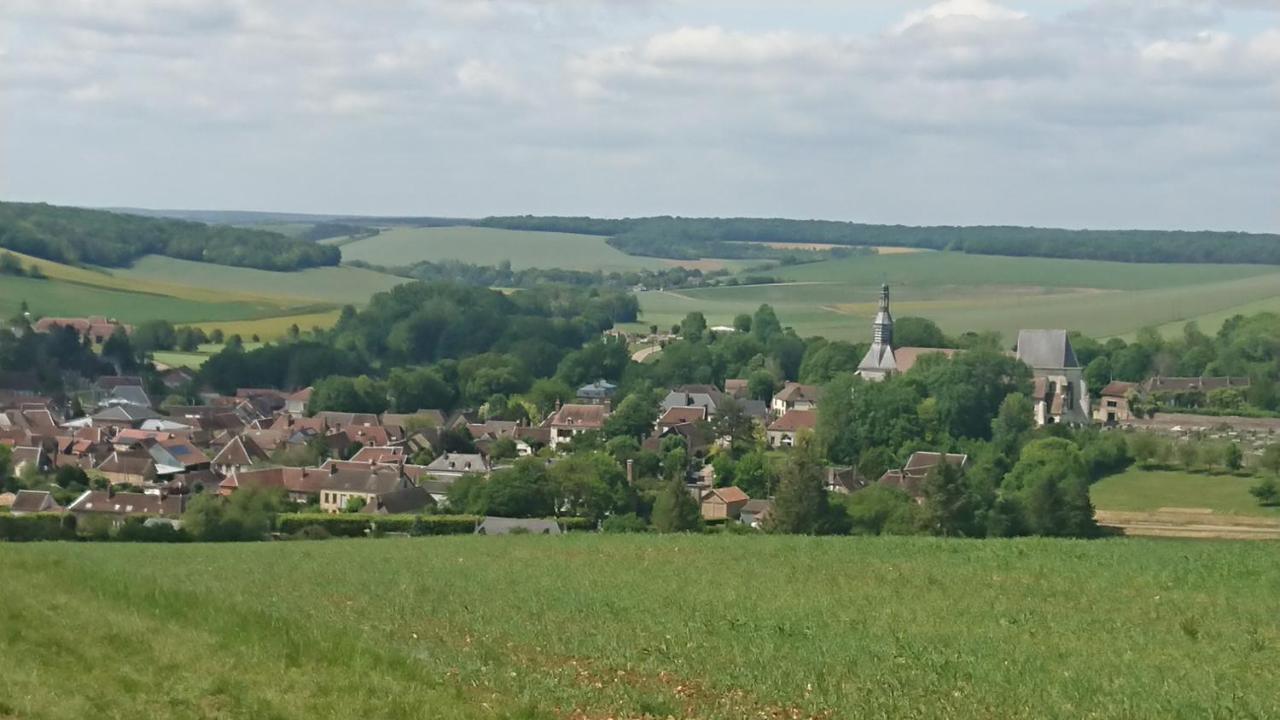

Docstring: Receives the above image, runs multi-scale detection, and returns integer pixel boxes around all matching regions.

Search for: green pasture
[2,536,1278,719]
[1091,469,1280,518]
[0,275,278,325]
[633,253,1280,342]
[113,255,408,306]
[338,226,673,271]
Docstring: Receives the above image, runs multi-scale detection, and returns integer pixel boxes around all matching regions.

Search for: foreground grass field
[633,252,1280,341]
[2,536,1278,719]
[1092,469,1280,518]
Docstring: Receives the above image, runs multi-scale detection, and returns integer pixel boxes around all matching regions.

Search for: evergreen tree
[651,476,702,533]
[920,461,980,537]
[765,439,849,535]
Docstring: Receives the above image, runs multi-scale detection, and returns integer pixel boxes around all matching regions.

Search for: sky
[2,0,1278,232]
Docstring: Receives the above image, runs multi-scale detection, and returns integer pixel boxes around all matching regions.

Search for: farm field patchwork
[187,310,345,342]
[337,226,750,272]
[1091,469,1280,518]
[633,253,1280,341]
[2,536,1278,720]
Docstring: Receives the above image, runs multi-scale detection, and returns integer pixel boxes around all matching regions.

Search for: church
[856,284,957,381]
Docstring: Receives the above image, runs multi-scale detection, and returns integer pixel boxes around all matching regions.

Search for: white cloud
[1,0,1277,231]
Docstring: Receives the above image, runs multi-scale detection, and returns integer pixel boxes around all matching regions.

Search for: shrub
[0,513,73,542]
[556,517,596,533]
[277,514,371,537]
[115,517,190,543]
[601,513,649,533]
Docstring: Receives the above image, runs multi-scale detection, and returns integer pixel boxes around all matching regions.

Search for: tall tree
[765,439,848,535]
[651,477,703,533]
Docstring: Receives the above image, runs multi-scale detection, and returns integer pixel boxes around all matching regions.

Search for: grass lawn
[1091,469,1280,518]
[633,253,1280,342]
[338,226,674,272]
[2,536,1278,720]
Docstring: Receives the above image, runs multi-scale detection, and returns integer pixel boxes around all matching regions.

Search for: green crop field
[113,255,408,306]
[0,275,280,325]
[2,536,1277,719]
[631,253,1280,342]
[1092,469,1280,518]
[338,226,676,272]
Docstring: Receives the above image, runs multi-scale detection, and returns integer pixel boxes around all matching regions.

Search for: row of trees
[0,201,339,270]
[477,215,1280,266]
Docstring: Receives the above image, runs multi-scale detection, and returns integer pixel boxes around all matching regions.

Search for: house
[1095,381,1139,424]
[475,517,562,535]
[576,380,617,404]
[316,465,414,514]
[0,492,15,509]
[1143,376,1251,406]
[9,445,48,475]
[146,438,210,475]
[159,367,196,390]
[359,485,436,515]
[771,382,822,415]
[766,409,817,448]
[91,403,162,429]
[218,466,327,503]
[739,498,773,528]
[425,452,490,481]
[285,387,313,415]
[824,466,870,494]
[701,486,750,520]
[94,451,158,486]
[659,386,727,417]
[349,446,406,464]
[9,489,62,516]
[66,489,185,525]
[34,316,131,343]
[879,452,970,499]
[547,404,608,448]
[1016,330,1090,426]
[210,435,270,475]
[656,405,708,432]
[724,378,750,399]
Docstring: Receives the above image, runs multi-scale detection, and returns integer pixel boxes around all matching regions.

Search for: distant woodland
[0,202,340,271]
[478,216,1280,265]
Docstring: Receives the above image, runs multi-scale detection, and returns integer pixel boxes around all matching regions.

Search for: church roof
[858,343,897,372]
[1016,330,1080,370]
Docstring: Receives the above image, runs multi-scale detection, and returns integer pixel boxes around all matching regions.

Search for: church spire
[873,283,893,346]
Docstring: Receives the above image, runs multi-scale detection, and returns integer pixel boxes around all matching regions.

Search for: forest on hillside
[0,202,340,271]
[477,215,1280,265]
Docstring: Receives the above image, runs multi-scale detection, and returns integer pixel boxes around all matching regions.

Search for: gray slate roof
[1016,330,1080,370]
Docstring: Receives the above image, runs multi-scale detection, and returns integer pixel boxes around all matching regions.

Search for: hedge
[0,513,75,542]
[276,513,595,538]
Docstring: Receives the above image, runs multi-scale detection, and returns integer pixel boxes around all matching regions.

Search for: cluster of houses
[31,315,132,345]
[2,287,1261,530]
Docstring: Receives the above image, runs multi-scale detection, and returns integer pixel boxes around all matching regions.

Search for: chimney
[330,464,339,476]
[626,459,634,485]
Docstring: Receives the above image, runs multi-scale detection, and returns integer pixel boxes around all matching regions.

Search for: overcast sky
[2,0,1278,231]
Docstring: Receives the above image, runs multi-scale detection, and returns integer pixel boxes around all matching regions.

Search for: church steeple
[873,283,893,346]
[857,283,898,381]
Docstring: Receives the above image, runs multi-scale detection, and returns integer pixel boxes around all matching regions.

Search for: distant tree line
[0,202,340,271]
[297,222,380,243]
[476,215,1280,265]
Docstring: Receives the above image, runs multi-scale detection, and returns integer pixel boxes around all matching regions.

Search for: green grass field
[2,536,1277,719]
[339,226,673,272]
[113,255,408,305]
[1091,469,1280,518]
[632,253,1280,342]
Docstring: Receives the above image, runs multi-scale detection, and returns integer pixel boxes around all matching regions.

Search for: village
[4,286,1275,539]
